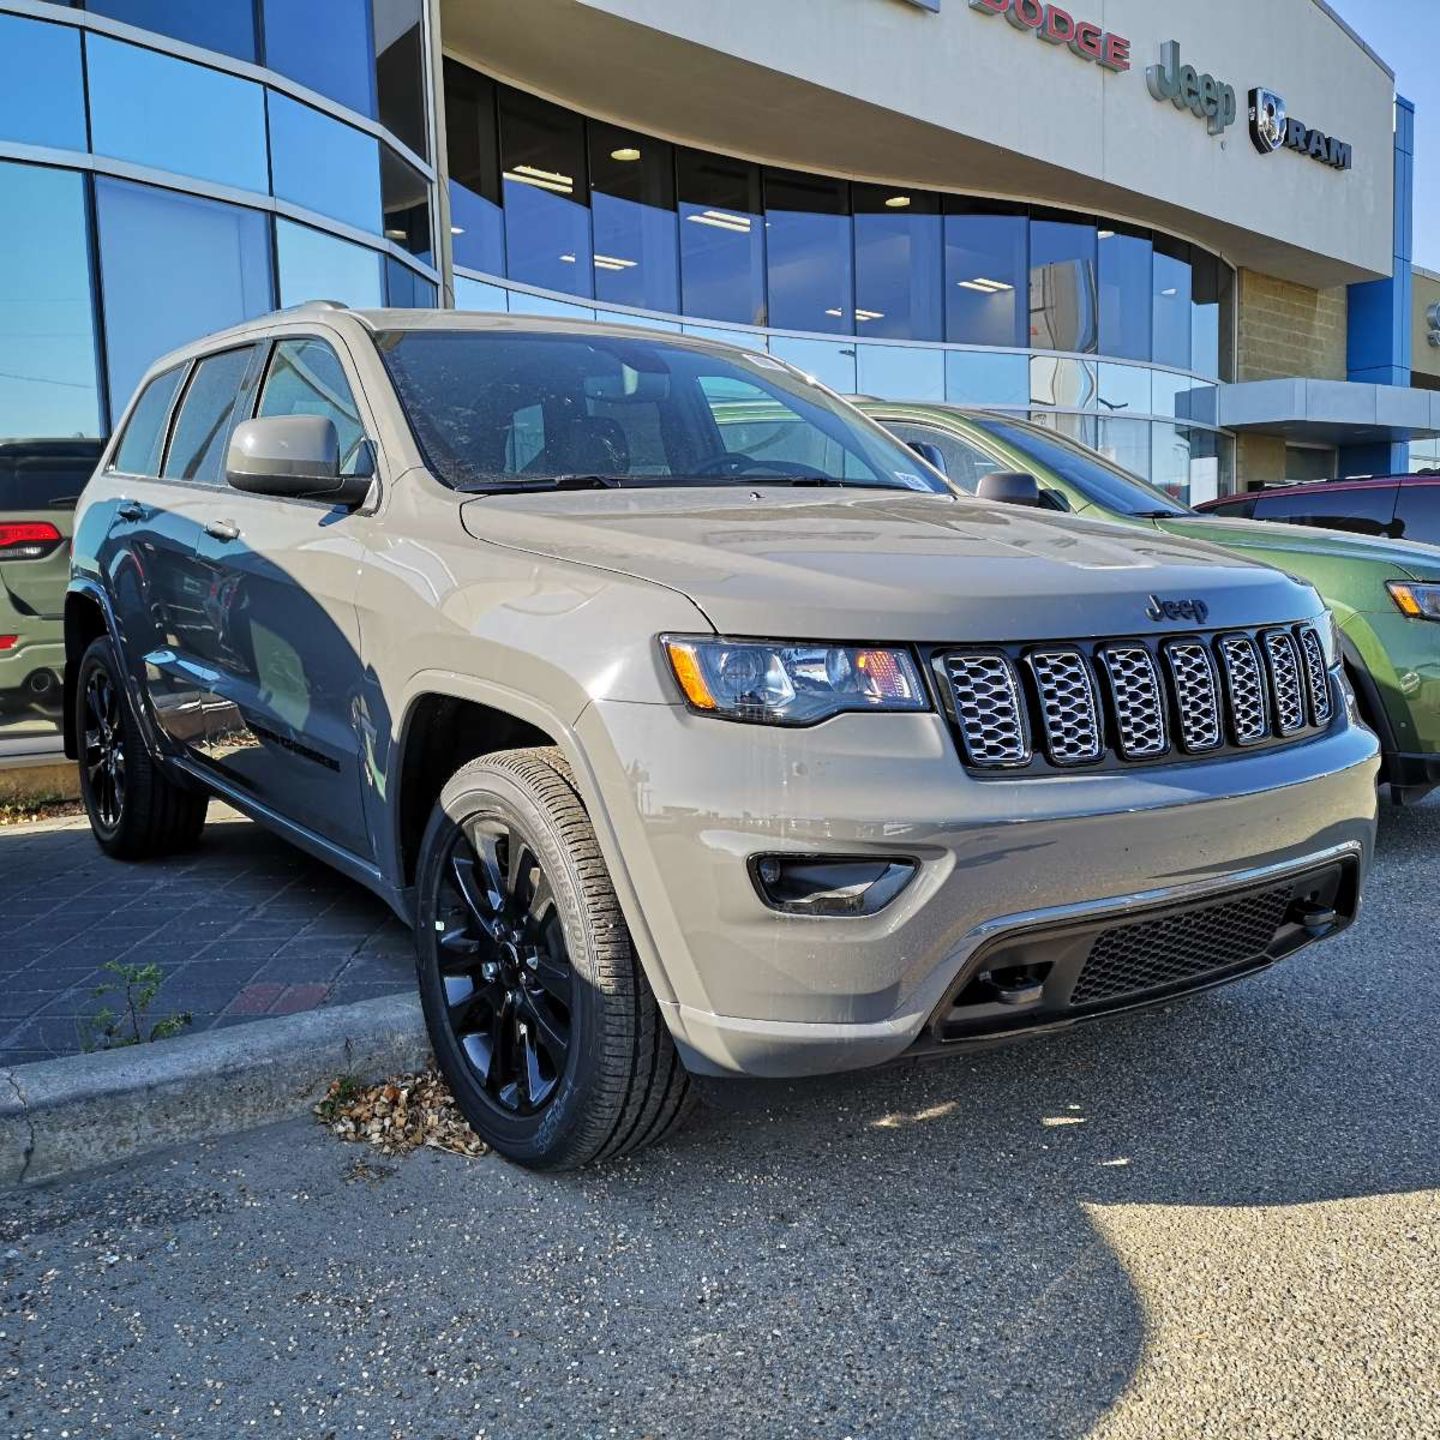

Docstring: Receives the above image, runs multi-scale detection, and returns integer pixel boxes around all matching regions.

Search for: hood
[461,487,1322,642]
[1163,513,1440,580]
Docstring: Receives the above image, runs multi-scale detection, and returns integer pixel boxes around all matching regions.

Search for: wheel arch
[61,584,117,760]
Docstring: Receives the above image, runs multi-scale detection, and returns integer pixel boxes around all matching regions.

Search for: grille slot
[1217,635,1269,744]
[943,653,1029,767]
[1100,645,1168,758]
[1027,650,1103,764]
[1163,640,1223,753]
[1297,625,1334,728]
[1262,630,1307,735]
[1071,886,1294,1005]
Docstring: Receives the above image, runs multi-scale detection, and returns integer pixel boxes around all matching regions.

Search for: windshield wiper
[461,473,627,495]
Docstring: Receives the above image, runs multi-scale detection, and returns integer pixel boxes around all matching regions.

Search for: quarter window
[258,340,369,475]
[163,348,257,485]
[112,367,185,478]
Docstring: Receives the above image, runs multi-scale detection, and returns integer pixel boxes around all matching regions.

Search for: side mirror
[906,440,949,475]
[226,416,373,508]
[977,470,1043,508]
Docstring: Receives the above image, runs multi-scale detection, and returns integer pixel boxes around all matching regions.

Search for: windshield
[374,328,948,494]
[966,416,1191,518]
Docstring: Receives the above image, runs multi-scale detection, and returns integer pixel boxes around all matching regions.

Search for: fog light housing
[749,855,917,917]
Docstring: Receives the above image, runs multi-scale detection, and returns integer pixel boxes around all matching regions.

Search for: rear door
[188,334,373,858]
[1252,483,1399,538]
[1391,483,1440,545]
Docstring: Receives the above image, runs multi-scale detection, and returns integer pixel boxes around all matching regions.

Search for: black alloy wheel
[82,666,126,831]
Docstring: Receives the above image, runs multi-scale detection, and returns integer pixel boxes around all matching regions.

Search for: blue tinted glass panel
[0,163,101,440]
[1153,242,1193,371]
[764,171,853,336]
[944,350,1029,407]
[1098,229,1151,362]
[507,291,595,320]
[450,183,506,278]
[381,147,432,263]
[1191,251,1226,380]
[374,0,427,157]
[1098,417,1152,481]
[594,309,681,332]
[589,123,679,314]
[87,36,268,193]
[678,151,764,326]
[444,60,505,276]
[385,256,437,308]
[455,277,509,312]
[856,344,945,402]
[1097,363,1151,417]
[275,220,384,308]
[768,337,857,394]
[270,93,382,234]
[95,178,273,410]
[1030,218,1098,354]
[682,323,766,353]
[262,0,375,117]
[499,89,591,297]
[854,187,942,343]
[945,211,1026,348]
[1031,356,1097,408]
[87,0,256,62]
[0,16,85,152]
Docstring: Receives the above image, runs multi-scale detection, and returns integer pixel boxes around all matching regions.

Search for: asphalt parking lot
[3,799,1438,1439]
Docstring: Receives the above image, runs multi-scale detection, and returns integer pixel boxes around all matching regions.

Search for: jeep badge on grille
[1146,595,1210,624]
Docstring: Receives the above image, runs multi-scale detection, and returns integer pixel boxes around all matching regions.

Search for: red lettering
[1101,33,1131,71]
[1040,5,1077,45]
[1006,0,1046,31]
[966,0,1009,15]
[1069,20,1102,61]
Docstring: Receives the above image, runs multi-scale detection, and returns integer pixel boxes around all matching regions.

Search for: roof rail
[273,299,351,315]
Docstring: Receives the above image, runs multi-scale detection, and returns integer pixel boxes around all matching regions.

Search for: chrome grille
[1262,630,1307,736]
[1099,646,1167,759]
[1217,635,1269,745]
[1028,650,1103,764]
[943,653,1029,767]
[1163,641,1223,753]
[1297,625,1334,727]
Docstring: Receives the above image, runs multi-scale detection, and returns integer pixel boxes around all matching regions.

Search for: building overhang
[1183,379,1440,445]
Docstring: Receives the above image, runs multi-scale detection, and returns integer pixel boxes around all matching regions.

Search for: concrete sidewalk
[0,806,414,1067]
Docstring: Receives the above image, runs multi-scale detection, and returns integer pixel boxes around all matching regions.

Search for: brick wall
[1235,432,1288,490]
[1235,270,1348,383]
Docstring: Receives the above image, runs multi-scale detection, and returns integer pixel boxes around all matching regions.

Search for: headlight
[1322,607,1341,665]
[662,636,929,725]
[1387,581,1440,622]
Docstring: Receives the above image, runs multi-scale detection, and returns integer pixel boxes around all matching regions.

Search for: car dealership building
[0,0,1431,508]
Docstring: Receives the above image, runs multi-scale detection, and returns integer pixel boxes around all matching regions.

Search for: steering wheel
[690,452,830,480]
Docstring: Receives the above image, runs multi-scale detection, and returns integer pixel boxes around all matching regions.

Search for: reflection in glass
[113,367,185,477]
[1151,422,1195,503]
[854,186,942,343]
[88,0,257,62]
[595,310,681,332]
[1191,250,1228,380]
[381,147,432,262]
[1153,238,1193,371]
[678,149,765,326]
[259,339,369,473]
[374,0,428,158]
[499,89,591,297]
[944,205,1026,348]
[1098,226,1151,362]
[275,219,384,308]
[507,291,595,320]
[1150,369,1207,421]
[1030,216,1098,354]
[164,346,256,485]
[945,350,1029,407]
[0,16,85,152]
[445,62,506,278]
[95,178,273,412]
[262,0,375,118]
[455,276,510,312]
[1031,356,1097,409]
[385,257,437,308]
[270,93,383,234]
[1097,363,1151,417]
[768,337,857,395]
[858,345,945,402]
[1097,417,1152,481]
[764,170,853,336]
[87,36,269,193]
[0,163,101,441]
[588,123,679,314]
[1029,410,1098,449]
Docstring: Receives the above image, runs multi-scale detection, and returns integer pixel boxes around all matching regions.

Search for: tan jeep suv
[66,306,1378,1168]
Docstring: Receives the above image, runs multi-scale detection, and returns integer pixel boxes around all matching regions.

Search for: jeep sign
[1147,42,1237,137]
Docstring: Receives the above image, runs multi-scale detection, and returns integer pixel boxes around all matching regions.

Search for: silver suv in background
[65,307,1379,1169]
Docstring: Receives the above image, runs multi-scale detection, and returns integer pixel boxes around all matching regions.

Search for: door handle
[117,501,145,522]
[204,520,241,543]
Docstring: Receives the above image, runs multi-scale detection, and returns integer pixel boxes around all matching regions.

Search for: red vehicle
[1197,474,1440,544]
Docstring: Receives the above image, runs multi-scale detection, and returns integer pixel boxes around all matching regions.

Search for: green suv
[867,404,1440,803]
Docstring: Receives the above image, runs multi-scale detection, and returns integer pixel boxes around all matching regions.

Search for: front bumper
[576,698,1379,1079]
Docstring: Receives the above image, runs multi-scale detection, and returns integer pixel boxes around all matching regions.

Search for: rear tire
[415,746,693,1170]
[75,635,208,860]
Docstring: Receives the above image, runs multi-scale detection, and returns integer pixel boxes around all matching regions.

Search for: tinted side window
[257,339,369,475]
[881,421,999,493]
[112,366,186,478]
[1256,484,1398,537]
[1202,495,1256,519]
[163,347,257,485]
[1393,486,1440,546]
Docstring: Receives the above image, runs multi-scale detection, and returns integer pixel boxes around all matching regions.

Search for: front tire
[415,747,692,1170]
[75,635,208,860]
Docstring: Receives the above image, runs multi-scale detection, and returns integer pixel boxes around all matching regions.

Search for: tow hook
[1290,900,1339,935]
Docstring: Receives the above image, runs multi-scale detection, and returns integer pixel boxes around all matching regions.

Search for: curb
[0,993,429,1187]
